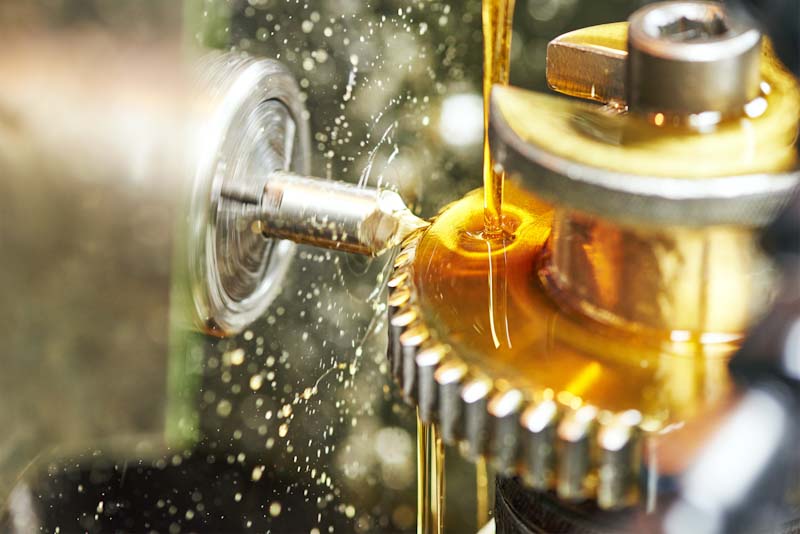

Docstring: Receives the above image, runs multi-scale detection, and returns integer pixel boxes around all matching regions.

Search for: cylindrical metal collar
[627,1,762,119]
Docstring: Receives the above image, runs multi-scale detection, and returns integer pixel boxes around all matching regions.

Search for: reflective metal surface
[490,84,800,228]
[257,171,427,257]
[381,1,800,520]
[7,0,771,532]
[188,55,305,336]
[628,1,762,118]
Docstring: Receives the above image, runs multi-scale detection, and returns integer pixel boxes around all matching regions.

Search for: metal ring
[490,94,800,227]
[188,53,310,335]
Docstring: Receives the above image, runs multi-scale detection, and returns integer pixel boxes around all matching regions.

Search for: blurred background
[0,0,646,532]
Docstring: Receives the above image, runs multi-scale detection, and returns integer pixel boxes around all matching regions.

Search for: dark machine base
[494,477,636,534]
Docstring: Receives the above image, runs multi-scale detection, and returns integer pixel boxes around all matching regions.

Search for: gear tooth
[461,375,494,460]
[400,229,423,249]
[399,322,429,402]
[520,399,560,490]
[387,269,410,289]
[557,405,599,502]
[487,388,526,475]
[415,344,448,424]
[393,249,414,269]
[387,285,411,309]
[388,305,417,382]
[433,359,469,445]
[597,410,643,510]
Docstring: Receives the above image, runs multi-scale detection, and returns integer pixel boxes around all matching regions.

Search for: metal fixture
[188,54,425,336]
[166,0,800,520]
[628,1,762,119]
[188,55,304,337]
[547,1,764,123]
[385,0,800,512]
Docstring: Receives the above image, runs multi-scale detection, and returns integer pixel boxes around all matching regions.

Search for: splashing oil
[415,1,518,532]
[416,410,445,534]
[481,0,517,235]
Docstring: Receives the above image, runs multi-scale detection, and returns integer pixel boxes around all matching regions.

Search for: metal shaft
[253,171,427,257]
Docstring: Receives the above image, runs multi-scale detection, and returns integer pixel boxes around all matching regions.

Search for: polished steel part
[597,410,642,509]
[386,231,645,510]
[256,171,427,257]
[189,55,307,336]
[546,22,628,106]
[490,86,800,228]
[556,405,597,501]
[628,1,761,118]
[544,209,773,335]
[190,55,424,336]
[520,400,559,490]
[547,2,762,120]
[487,388,525,475]
[493,15,799,335]
[462,375,493,460]
[384,0,799,515]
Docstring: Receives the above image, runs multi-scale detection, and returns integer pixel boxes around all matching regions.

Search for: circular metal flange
[386,229,646,511]
[489,95,800,228]
[189,53,309,335]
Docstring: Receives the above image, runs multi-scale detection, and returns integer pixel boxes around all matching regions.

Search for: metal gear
[384,1,800,514]
[386,226,646,511]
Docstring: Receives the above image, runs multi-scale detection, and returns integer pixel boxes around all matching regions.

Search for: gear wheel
[383,1,800,515]
[385,223,651,511]
[380,182,738,512]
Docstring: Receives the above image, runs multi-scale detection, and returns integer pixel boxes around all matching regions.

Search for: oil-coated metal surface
[386,230,644,510]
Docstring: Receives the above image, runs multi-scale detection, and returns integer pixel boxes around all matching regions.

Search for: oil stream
[416,1,517,532]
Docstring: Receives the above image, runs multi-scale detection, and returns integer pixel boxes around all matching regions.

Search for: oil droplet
[279,423,289,437]
[252,465,265,481]
[249,374,264,391]
[269,501,282,517]
[223,348,245,366]
[216,399,233,417]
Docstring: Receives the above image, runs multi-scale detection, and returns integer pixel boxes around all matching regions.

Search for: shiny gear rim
[386,226,649,511]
